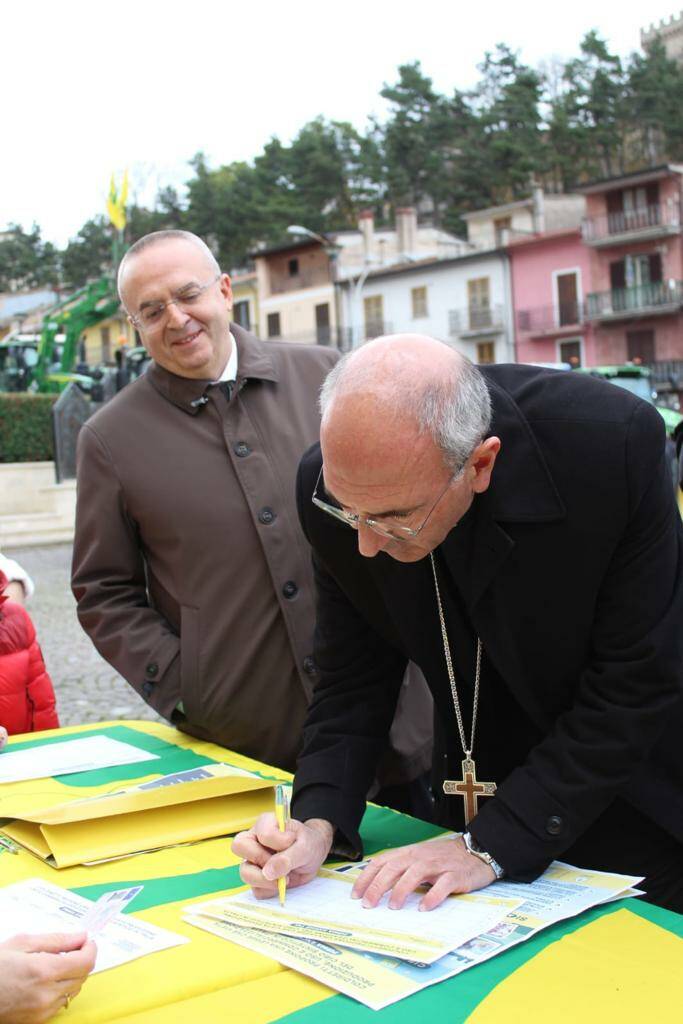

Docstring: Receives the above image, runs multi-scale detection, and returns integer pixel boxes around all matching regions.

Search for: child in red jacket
[0,570,59,737]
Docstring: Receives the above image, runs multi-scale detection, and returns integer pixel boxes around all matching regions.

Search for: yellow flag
[107,171,128,231]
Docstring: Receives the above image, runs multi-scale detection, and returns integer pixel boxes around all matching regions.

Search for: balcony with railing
[449,304,505,338]
[516,302,585,337]
[586,280,683,321]
[582,202,681,247]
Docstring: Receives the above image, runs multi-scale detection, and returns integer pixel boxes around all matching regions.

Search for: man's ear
[220,274,233,311]
[471,437,501,494]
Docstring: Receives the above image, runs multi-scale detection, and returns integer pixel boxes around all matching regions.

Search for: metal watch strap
[462,831,505,879]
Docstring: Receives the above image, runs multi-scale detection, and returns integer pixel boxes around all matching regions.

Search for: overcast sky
[3,0,680,247]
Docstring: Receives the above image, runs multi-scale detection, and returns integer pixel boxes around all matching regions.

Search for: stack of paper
[184,844,643,1010]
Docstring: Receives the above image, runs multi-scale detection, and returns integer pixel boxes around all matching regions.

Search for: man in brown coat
[71,231,431,802]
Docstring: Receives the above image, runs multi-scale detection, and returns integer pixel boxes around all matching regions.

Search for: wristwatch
[462,831,505,879]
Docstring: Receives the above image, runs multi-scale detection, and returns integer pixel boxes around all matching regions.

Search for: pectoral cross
[443,757,496,825]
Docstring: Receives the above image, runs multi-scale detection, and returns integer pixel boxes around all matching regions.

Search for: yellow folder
[3,764,276,868]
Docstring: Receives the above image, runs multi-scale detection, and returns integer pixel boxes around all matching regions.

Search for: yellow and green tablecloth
[1,721,680,1023]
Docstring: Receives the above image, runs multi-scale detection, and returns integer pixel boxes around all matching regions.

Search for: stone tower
[641,11,683,62]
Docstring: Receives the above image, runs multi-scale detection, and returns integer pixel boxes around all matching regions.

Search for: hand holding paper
[233,813,333,900]
[352,837,496,911]
[0,932,96,1023]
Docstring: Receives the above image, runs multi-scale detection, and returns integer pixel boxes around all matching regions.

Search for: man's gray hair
[319,347,492,472]
[117,230,220,299]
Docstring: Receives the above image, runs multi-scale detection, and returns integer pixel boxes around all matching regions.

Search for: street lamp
[347,258,380,349]
[287,225,328,245]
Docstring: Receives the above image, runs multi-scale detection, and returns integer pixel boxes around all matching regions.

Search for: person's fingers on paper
[357,859,412,908]
[0,725,8,751]
[386,841,466,909]
[383,840,495,911]
[350,852,398,901]
[418,872,462,911]
[352,840,495,909]
[386,862,439,909]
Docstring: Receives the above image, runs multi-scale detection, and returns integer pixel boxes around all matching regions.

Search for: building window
[364,295,384,338]
[493,216,511,246]
[555,271,580,326]
[267,312,281,338]
[467,278,491,329]
[607,183,660,234]
[288,258,299,277]
[411,286,428,319]
[315,303,331,346]
[610,253,662,311]
[626,329,655,365]
[233,300,251,331]
[559,339,582,367]
[476,341,495,364]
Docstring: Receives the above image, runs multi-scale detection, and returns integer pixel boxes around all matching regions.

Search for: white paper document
[0,735,159,783]
[0,879,187,972]
[185,856,642,1010]
[187,867,521,963]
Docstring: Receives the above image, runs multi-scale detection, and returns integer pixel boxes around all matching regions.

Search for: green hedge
[0,393,57,462]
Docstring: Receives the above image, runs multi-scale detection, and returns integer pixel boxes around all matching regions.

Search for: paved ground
[6,543,163,728]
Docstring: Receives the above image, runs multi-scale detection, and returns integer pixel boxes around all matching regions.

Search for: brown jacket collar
[146,325,279,415]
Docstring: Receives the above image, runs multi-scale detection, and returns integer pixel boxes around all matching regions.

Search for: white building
[253,208,470,347]
[338,248,514,364]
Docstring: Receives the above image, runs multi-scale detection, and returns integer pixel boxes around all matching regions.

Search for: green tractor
[32,277,120,394]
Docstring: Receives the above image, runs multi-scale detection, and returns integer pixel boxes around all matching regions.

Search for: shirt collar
[214,334,238,383]
[146,324,278,415]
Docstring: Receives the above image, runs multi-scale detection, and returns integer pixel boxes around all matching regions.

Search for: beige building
[463,190,585,251]
[230,270,260,338]
[80,311,135,366]
[254,240,338,346]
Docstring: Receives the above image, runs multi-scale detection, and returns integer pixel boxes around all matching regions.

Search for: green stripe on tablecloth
[5,724,221,787]
[69,805,443,908]
[271,898,681,1024]
[72,866,244,910]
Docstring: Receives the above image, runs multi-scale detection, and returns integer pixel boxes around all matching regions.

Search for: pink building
[509,229,596,367]
[580,165,683,367]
